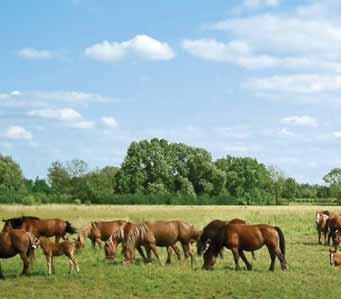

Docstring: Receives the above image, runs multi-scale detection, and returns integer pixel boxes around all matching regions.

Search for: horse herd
[0,215,291,279]
[315,210,341,267]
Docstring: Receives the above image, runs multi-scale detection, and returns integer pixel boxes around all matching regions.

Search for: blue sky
[1,0,341,183]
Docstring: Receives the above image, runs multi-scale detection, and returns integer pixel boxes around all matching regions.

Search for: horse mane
[3,216,40,228]
[112,225,125,241]
[126,222,149,248]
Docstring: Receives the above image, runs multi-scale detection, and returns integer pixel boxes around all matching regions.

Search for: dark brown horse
[197,218,255,260]
[2,216,77,242]
[122,220,200,266]
[202,223,287,272]
[325,213,341,246]
[75,220,127,249]
[315,211,330,244]
[0,229,39,279]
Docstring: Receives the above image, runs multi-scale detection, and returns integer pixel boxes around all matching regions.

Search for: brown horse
[325,213,341,246]
[104,226,182,264]
[75,220,127,250]
[329,248,341,267]
[197,218,255,260]
[0,229,39,279]
[202,223,287,272]
[38,237,79,275]
[315,211,330,244]
[122,220,200,266]
[2,216,77,242]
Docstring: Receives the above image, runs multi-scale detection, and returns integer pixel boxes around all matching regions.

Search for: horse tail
[65,221,77,235]
[275,226,286,257]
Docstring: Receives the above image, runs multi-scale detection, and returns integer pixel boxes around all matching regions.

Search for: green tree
[47,161,71,194]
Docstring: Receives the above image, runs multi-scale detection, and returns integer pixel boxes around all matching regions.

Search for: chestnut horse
[329,248,341,267]
[38,237,79,275]
[2,216,77,242]
[197,218,255,260]
[325,213,341,246]
[75,220,127,249]
[122,220,200,266]
[104,226,181,264]
[202,223,287,272]
[0,229,39,279]
[315,211,330,244]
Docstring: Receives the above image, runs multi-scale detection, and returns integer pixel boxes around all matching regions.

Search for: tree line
[0,138,339,205]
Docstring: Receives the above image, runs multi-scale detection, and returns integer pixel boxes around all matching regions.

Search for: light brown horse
[0,229,39,279]
[38,237,79,275]
[329,248,341,267]
[122,220,200,266]
[75,220,127,250]
[2,216,77,242]
[202,223,287,272]
[197,218,255,260]
[315,211,330,244]
[104,226,181,264]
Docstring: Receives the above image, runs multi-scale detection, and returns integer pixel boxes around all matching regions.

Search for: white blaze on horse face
[316,212,321,224]
[330,253,335,265]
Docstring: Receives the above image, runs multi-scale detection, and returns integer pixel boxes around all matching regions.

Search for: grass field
[0,205,340,299]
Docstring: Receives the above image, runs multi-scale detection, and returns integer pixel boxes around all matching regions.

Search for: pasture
[0,205,340,299]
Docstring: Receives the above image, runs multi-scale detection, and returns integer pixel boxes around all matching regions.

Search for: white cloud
[17,48,54,60]
[278,128,296,138]
[281,116,318,127]
[85,35,175,63]
[4,126,32,140]
[246,75,341,94]
[101,116,118,128]
[28,107,94,129]
[332,132,341,138]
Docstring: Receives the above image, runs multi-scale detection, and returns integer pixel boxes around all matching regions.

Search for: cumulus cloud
[17,48,54,60]
[85,35,175,63]
[281,116,318,127]
[101,116,118,128]
[332,132,341,138]
[4,126,32,140]
[28,107,94,129]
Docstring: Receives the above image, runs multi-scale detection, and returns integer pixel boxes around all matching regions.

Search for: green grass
[0,205,340,299]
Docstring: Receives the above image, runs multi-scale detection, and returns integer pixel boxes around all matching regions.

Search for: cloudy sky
[1,0,341,183]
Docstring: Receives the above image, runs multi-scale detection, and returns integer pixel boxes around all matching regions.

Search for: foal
[38,237,79,275]
[329,248,341,267]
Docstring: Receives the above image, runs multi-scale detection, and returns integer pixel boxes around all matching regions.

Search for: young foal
[329,248,341,267]
[38,237,79,275]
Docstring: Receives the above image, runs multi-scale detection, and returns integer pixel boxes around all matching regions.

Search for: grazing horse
[0,229,39,279]
[325,213,341,246]
[197,218,255,260]
[122,220,200,266]
[315,211,330,244]
[75,220,127,250]
[329,248,341,267]
[104,226,181,264]
[38,237,79,275]
[2,216,77,242]
[202,223,288,272]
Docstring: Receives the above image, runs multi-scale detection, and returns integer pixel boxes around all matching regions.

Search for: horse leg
[0,262,4,279]
[55,236,60,243]
[20,252,30,275]
[172,244,181,261]
[239,250,252,271]
[267,246,276,272]
[274,247,287,271]
[95,239,102,249]
[166,246,173,264]
[181,242,194,269]
[91,239,96,249]
[46,254,52,275]
[318,229,321,244]
[231,248,241,271]
[251,251,256,260]
[137,246,148,263]
[68,259,73,274]
[149,243,162,265]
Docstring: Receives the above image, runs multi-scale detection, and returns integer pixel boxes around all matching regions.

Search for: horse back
[26,219,66,237]
[146,221,180,246]
[94,220,127,240]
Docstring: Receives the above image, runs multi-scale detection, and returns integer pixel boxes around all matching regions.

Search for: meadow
[0,204,340,299]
